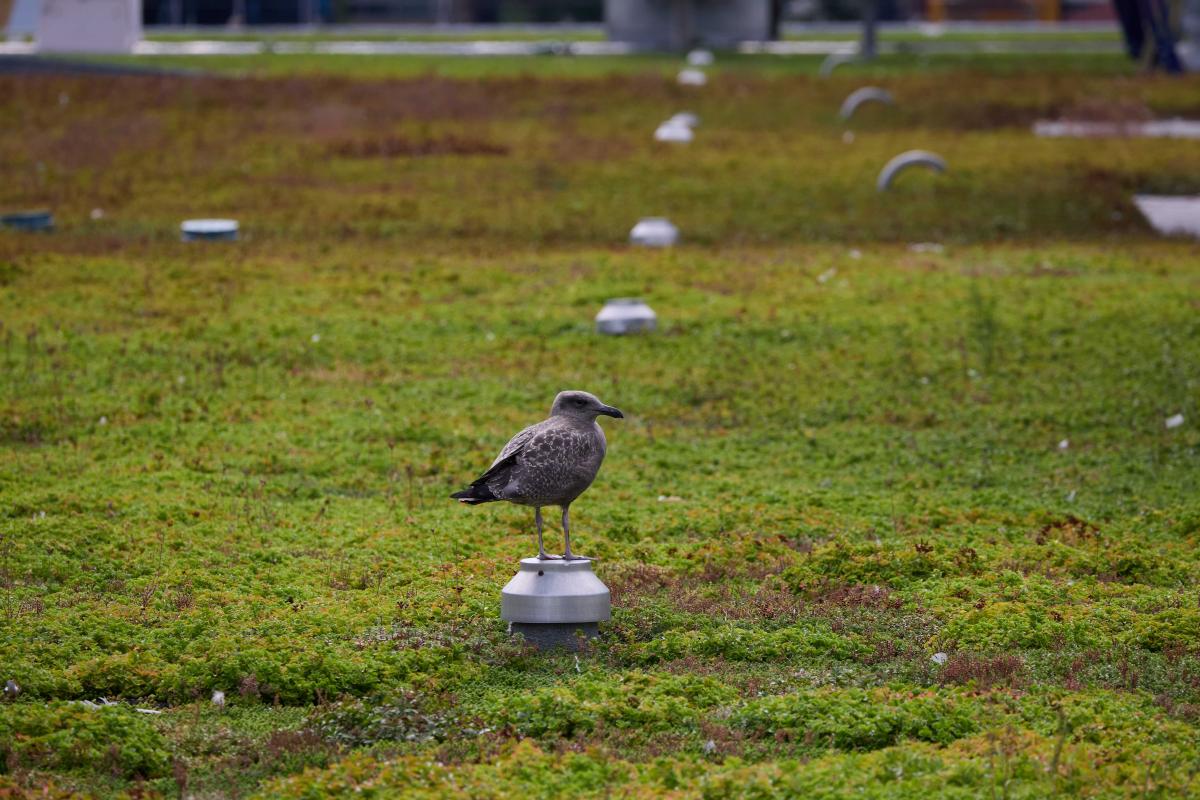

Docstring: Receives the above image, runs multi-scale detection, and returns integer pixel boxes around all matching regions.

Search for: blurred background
[126,0,1113,26]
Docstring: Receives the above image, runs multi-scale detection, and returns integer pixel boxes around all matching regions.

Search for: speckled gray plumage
[483,416,607,507]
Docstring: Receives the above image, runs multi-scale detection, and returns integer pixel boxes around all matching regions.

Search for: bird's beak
[599,405,624,419]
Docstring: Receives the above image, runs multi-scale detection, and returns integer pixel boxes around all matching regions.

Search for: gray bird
[452,390,623,560]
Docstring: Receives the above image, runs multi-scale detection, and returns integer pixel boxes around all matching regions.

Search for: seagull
[452,390,623,561]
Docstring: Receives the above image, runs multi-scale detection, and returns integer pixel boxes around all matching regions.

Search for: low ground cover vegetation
[1,54,1198,797]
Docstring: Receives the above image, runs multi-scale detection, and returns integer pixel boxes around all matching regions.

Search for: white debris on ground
[1165,413,1185,429]
[596,299,657,335]
[931,652,948,665]
[79,698,119,709]
[629,217,679,248]
[654,120,694,143]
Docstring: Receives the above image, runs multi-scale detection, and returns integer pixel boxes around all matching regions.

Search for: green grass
[1,56,1199,798]
[88,50,1135,78]
[104,26,1126,79]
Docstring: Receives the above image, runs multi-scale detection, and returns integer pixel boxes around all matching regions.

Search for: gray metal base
[501,557,610,650]
[501,557,610,623]
[509,621,599,650]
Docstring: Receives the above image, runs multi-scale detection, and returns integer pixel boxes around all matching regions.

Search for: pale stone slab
[39,0,139,54]
[1034,119,1200,139]
[1133,195,1200,238]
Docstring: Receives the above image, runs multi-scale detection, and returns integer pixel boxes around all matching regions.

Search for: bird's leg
[535,507,547,559]
[562,505,578,561]
[535,507,560,560]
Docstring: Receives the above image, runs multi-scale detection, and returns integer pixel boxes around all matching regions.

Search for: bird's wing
[467,450,520,493]
[491,420,547,467]
[463,420,547,490]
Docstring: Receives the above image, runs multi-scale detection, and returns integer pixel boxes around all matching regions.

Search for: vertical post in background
[860,0,878,60]
[299,0,321,24]
[1036,0,1061,22]
[1182,0,1200,70]
[668,0,693,51]
[1145,0,1182,72]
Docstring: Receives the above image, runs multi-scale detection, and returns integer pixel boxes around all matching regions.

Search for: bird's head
[550,390,624,422]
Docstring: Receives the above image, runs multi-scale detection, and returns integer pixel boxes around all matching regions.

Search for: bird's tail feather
[451,483,499,505]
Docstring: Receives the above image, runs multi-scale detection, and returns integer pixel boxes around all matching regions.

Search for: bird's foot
[561,553,592,562]
[537,553,563,561]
